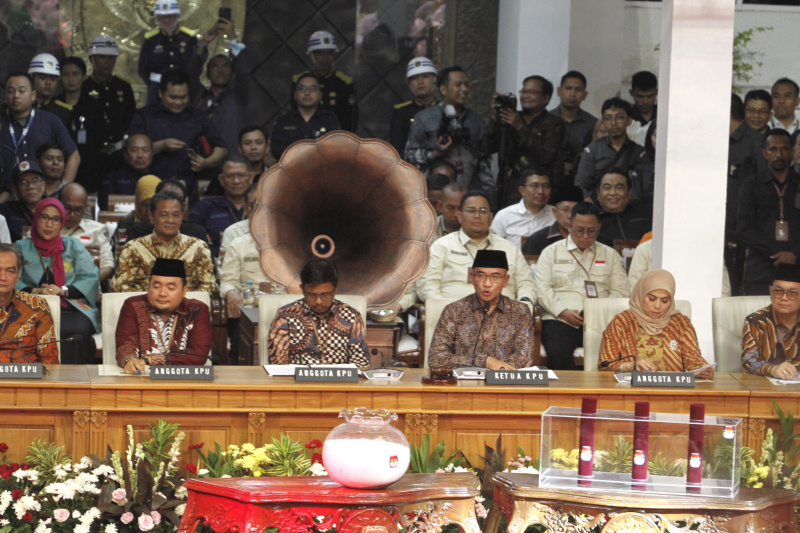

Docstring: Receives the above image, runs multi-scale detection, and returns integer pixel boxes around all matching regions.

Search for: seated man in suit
[116,258,212,374]
[267,258,369,368]
[742,263,800,378]
[0,243,58,363]
[429,250,533,370]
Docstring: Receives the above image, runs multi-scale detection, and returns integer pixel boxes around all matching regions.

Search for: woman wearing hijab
[14,198,100,364]
[598,269,713,378]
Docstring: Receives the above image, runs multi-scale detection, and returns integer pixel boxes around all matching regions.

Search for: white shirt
[490,200,555,249]
[0,215,9,244]
[534,235,629,323]
[219,233,268,296]
[62,218,114,270]
[769,115,800,135]
[220,219,250,253]
[416,229,536,303]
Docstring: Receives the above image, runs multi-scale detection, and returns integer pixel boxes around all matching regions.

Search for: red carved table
[178,473,481,533]
[485,473,800,533]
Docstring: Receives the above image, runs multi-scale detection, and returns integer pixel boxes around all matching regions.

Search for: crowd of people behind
[0,3,795,379]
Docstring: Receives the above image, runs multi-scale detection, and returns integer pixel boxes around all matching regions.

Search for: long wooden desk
[0,368,768,468]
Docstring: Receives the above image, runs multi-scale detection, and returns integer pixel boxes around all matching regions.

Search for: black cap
[558,185,584,203]
[151,258,186,279]
[426,173,451,191]
[472,250,508,270]
[775,263,800,284]
[12,161,42,184]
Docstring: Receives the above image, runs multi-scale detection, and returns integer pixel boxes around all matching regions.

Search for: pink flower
[120,512,134,524]
[138,513,155,531]
[53,508,70,522]
[475,502,487,519]
[111,488,127,504]
[150,510,161,525]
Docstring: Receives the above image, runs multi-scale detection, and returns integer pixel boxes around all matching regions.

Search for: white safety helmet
[307,31,338,54]
[88,34,120,57]
[154,1,180,16]
[28,53,60,77]
[406,57,437,79]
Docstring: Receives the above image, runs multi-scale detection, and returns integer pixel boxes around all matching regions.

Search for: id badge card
[77,129,87,144]
[584,280,598,298]
[776,220,789,242]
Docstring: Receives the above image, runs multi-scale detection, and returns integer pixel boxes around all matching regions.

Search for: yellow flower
[550,449,568,461]
[241,443,256,453]
[754,482,763,489]
[569,449,579,459]
[755,466,770,478]
[747,475,758,484]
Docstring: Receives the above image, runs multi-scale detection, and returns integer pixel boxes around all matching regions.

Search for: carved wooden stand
[485,473,799,533]
[177,473,480,533]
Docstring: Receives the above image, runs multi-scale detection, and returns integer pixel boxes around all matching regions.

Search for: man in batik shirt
[268,258,369,368]
[116,258,212,374]
[0,244,58,364]
[429,249,534,370]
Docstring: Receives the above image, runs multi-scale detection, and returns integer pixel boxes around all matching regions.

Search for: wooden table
[237,306,401,367]
[733,373,800,451]
[178,473,480,533]
[486,473,799,533]
[0,368,759,469]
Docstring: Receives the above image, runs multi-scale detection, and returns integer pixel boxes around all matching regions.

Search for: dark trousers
[60,306,97,364]
[542,319,583,370]
[744,281,771,296]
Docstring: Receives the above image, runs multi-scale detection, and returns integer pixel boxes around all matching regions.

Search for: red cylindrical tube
[686,403,705,492]
[632,401,650,488]
[578,396,597,486]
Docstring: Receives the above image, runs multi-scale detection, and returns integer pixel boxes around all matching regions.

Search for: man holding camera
[405,66,493,195]
[486,75,566,209]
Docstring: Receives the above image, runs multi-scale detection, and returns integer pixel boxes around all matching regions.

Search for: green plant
[409,433,465,474]
[774,400,800,466]
[263,434,312,476]
[647,451,686,477]
[596,436,632,473]
[26,439,70,487]
[191,441,237,478]
[732,26,772,91]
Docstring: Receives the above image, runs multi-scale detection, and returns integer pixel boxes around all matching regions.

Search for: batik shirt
[742,305,800,375]
[0,291,58,364]
[268,299,369,367]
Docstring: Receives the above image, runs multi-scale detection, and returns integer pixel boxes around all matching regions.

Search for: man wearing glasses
[271,73,341,160]
[490,169,556,249]
[267,258,369,368]
[743,264,800,378]
[486,75,565,208]
[418,191,535,304]
[59,183,114,283]
[190,154,253,257]
[535,202,629,370]
[0,161,43,242]
[574,97,644,200]
[429,249,533,370]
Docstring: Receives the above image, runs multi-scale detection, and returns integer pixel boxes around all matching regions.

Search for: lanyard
[773,180,789,220]
[9,109,35,156]
[569,247,595,279]
[465,238,491,260]
[474,308,500,355]
[227,206,243,223]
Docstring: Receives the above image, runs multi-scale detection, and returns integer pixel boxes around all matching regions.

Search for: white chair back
[583,297,692,371]
[41,294,61,363]
[712,296,771,374]
[257,294,367,366]
[101,292,212,365]
[422,298,458,368]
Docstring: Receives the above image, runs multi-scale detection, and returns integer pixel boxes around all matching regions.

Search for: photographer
[486,75,565,208]
[405,66,493,194]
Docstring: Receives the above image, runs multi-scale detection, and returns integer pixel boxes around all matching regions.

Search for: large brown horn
[250,131,436,309]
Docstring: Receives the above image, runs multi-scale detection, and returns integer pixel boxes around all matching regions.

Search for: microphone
[471,301,492,366]
[371,348,386,369]
[9,337,77,374]
[600,354,637,371]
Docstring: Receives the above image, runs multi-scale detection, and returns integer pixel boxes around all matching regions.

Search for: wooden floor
[0,367,789,467]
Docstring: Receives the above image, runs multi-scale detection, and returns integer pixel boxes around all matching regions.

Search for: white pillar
[651,0,735,362]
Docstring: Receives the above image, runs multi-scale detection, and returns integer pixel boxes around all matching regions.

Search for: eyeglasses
[771,287,800,300]
[572,227,598,237]
[525,182,551,190]
[38,214,62,225]
[297,85,320,93]
[602,114,628,124]
[304,291,335,302]
[473,272,506,284]
[745,107,770,116]
[462,207,491,217]
[63,206,85,215]
[221,173,250,181]
[519,89,543,96]
[600,183,628,192]
[18,177,42,187]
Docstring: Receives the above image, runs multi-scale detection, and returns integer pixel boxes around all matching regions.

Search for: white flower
[92,465,115,478]
[507,465,539,474]
[175,503,186,516]
[474,496,485,503]
[73,509,81,518]
[309,463,328,476]
[12,496,41,520]
[221,474,231,478]
[105,523,118,533]
[198,468,209,476]
[0,519,8,526]
[175,485,188,499]
[34,523,51,533]
[0,490,12,515]
[74,524,90,533]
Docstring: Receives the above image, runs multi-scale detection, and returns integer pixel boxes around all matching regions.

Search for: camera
[494,92,517,110]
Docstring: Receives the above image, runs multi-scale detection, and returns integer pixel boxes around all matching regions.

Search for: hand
[498,107,524,130]
[485,356,516,371]
[164,138,186,152]
[771,361,798,380]
[558,309,584,327]
[226,290,242,318]
[201,26,220,44]
[623,359,655,372]
[433,135,453,159]
[189,152,207,172]
[771,251,797,267]
[149,354,167,366]
[216,17,235,39]
[39,284,64,297]
[696,367,715,380]
[123,357,146,375]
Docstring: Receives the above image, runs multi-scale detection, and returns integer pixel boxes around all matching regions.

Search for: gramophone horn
[250,131,437,309]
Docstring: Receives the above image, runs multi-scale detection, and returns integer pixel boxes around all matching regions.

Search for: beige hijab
[629,269,679,335]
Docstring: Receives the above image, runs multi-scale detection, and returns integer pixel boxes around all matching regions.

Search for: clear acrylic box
[539,406,742,498]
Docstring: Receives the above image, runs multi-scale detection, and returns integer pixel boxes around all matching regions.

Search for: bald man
[59,183,114,282]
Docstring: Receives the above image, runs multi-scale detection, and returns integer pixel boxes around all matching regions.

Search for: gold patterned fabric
[742,305,800,375]
[110,232,217,294]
